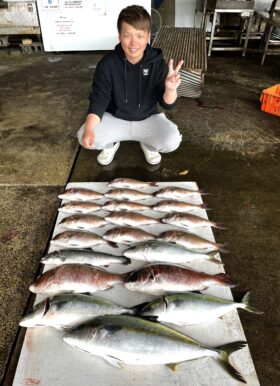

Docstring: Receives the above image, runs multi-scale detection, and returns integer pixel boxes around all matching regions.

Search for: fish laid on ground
[108,178,157,189]
[50,231,115,249]
[58,202,102,214]
[123,240,221,265]
[158,230,227,253]
[29,264,123,295]
[124,264,236,295]
[41,249,130,267]
[103,227,156,244]
[58,188,103,201]
[105,212,161,227]
[138,292,262,326]
[102,200,151,212]
[105,189,153,201]
[162,213,225,230]
[152,200,208,213]
[59,214,107,230]
[155,187,207,200]
[63,314,247,383]
[20,294,134,330]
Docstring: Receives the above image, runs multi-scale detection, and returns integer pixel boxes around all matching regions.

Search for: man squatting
[77,5,183,166]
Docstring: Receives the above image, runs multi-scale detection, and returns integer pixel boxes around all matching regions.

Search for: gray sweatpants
[77,112,182,152]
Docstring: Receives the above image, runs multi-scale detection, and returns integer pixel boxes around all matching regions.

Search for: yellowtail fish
[63,315,247,383]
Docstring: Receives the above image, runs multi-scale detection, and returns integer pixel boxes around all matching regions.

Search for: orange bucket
[260,84,280,117]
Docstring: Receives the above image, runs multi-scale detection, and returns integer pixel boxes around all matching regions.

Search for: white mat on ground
[12,182,260,386]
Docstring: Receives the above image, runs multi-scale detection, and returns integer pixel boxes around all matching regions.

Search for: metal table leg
[242,12,253,57]
[261,24,273,65]
[208,10,218,56]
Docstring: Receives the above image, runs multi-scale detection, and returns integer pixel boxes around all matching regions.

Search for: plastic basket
[260,84,280,117]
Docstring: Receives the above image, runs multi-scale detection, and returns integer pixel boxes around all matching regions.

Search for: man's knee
[161,128,182,153]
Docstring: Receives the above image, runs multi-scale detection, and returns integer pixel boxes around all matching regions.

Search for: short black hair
[117,5,151,33]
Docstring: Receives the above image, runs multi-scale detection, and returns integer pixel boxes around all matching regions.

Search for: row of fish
[58,211,224,230]
[21,291,261,329]
[29,263,236,296]
[20,179,258,384]
[58,186,207,202]
[51,229,227,252]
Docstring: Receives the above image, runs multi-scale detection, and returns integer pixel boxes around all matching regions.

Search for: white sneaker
[97,142,120,165]
[140,143,161,165]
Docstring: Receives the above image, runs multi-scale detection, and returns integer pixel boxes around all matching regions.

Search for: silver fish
[152,200,207,213]
[58,188,103,201]
[102,200,151,212]
[29,264,123,295]
[123,240,221,264]
[20,294,134,330]
[50,231,112,249]
[124,264,236,295]
[108,178,157,189]
[59,214,107,230]
[58,202,102,214]
[105,212,160,227]
[105,189,153,201]
[41,249,130,267]
[63,315,247,383]
[155,187,207,200]
[158,230,227,253]
[103,227,156,244]
[138,292,262,326]
[162,213,225,229]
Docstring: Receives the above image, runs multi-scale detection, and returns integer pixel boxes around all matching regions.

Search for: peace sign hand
[165,59,184,91]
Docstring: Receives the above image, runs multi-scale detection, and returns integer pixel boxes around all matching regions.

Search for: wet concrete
[0,49,279,386]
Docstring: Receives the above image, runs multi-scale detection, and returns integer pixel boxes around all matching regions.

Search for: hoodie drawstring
[139,65,142,108]
[124,59,142,108]
[124,59,128,103]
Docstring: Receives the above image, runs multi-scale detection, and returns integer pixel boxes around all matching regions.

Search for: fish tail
[217,243,230,253]
[212,222,226,230]
[215,273,237,288]
[207,251,223,265]
[198,189,210,195]
[241,292,264,314]
[216,341,247,383]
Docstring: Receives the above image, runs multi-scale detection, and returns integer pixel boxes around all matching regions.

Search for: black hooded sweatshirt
[87,43,176,121]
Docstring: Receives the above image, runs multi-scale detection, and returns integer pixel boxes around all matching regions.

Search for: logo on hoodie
[143,68,149,76]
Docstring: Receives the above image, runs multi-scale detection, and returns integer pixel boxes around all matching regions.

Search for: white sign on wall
[37,0,151,51]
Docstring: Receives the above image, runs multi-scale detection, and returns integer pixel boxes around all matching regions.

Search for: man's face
[119,21,150,64]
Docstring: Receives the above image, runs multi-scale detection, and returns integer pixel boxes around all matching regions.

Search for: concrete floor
[0,50,279,386]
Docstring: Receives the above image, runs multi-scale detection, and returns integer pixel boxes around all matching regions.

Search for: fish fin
[131,301,151,314]
[208,252,224,265]
[166,363,180,371]
[216,341,247,384]
[215,273,237,288]
[241,292,263,314]
[103,355,123,368]
[108,241,118,248]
